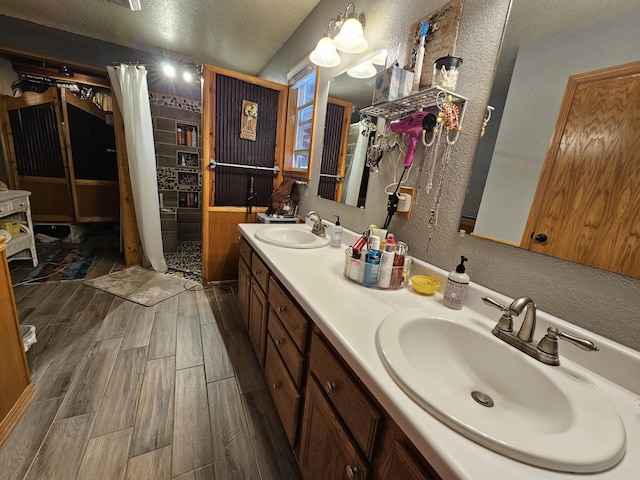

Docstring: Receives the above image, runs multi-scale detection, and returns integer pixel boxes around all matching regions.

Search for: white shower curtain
[107,64,167,272]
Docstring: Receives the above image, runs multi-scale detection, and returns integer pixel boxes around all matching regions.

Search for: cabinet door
[386,441,438,480]
[248,278,268,368]
[237,258,251,329]
[299,377,368,480]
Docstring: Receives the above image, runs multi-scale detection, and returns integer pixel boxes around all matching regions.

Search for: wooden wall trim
[112,96,142,266]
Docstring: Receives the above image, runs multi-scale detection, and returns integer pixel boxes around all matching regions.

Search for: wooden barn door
[0,87,75,222]
[202,65,287,284]
[59,88,119,222]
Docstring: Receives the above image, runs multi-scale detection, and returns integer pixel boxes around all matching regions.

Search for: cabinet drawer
[268,277,308,353]
[264,335,300,447]
[239,236,252,269]
[268,307,304,388]
[251,252,269,293]
[310,332,381,459]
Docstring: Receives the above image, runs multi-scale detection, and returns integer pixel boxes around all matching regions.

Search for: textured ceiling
[0,0,322,75]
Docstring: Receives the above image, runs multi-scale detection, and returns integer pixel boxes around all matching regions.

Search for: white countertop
[239,223,640,480]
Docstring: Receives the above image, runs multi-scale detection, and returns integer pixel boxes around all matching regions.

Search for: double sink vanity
[238,222,640,479]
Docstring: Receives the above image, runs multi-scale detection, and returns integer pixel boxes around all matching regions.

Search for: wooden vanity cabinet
[0,237,34,445]
[237,236,440,479]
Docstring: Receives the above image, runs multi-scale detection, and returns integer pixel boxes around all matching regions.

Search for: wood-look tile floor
[3,233,302,480]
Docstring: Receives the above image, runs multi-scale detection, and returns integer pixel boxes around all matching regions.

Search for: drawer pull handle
[325,381,336,394]
[276,338,283,346]
[345,465,359,479]
[278,306,285,313]
[273,382,280,390]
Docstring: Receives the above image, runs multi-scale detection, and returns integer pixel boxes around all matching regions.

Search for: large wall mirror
[316,50,386,207]
[461,0,640,279]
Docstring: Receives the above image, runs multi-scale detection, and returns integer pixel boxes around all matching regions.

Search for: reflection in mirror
[284,63,318,179]
[459,0,640,277]
[317,51,386,206]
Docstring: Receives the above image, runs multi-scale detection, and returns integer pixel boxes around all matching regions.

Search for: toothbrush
[411,21,429,93]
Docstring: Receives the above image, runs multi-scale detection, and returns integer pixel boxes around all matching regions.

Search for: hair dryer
[389,111,431,167]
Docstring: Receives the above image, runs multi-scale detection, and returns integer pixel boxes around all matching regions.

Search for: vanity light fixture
[347,60,376,79]
[309,25,341,68]
[309,2,367,67]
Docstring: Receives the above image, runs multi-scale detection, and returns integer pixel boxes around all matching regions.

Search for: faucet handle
[482,296,513,333]
[538,327,599,358]
[482,296,506,311]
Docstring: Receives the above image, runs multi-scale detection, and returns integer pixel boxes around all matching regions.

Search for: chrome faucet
[306,211,326,237]
[483,296,598,366]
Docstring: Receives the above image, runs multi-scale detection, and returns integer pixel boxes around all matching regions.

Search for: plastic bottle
[443,256,470,309]
[329,215,343,248]
[363,235,381,287]
[377,236,395,288]
[390,241,407,289]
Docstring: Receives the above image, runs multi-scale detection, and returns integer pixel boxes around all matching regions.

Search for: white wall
[475,5,640,243]
[260,0,640,351]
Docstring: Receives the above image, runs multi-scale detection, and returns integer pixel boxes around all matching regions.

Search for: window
[284,67,317,177]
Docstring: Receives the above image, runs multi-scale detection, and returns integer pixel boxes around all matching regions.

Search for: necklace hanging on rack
[425,132,454,253]
[424,127,442,194]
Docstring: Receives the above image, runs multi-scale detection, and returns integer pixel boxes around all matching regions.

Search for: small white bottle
[329,215,343,248]
[377,238,395,288]
[443,256,469,310]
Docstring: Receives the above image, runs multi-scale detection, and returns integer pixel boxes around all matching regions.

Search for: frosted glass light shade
[333,17,367,53]
[309,35,341,68]
[347,60,376,79]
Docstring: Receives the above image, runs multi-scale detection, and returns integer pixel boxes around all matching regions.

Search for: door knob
[534,233,548,243]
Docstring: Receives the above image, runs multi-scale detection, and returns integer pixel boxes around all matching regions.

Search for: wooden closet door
[522,61,640,278]
[0,87,75,222]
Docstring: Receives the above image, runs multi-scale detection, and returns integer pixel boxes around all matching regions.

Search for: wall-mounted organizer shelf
[176,123,198,147]
[179,192,199,209]
[177,151,199,167]
[360,86,467,121]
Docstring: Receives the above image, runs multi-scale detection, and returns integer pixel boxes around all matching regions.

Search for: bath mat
[22,247,100,283]
[83,266,186,306]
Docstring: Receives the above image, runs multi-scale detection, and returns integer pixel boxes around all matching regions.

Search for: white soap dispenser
[443,256,469,310]
[329,215,343,248]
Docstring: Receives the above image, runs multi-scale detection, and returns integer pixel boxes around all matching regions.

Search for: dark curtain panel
[318,101,344,200]
[214,74,280,207]
[9,103,65,178]
[67,104,117,180]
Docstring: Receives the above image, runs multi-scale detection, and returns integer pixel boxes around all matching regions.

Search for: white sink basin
[254,224,330,249]
[376,308,626,473]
